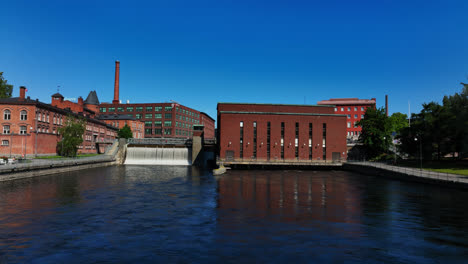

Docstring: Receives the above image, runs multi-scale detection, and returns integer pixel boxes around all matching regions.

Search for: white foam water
[124,147,192,165]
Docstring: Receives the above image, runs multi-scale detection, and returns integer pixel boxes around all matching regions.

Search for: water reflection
[0,167,467,263]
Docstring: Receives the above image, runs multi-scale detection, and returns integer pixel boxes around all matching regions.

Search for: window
[361,107,364,111]
[354,107,357,111]
[322,123,327,160]
[309,123,313,160]
[146,106,153,111]
[334,108,337,112]
[164,121,172,127]
[136,107,143,112]
[154,121,162,127]
[165,113,172,119]
[347,122,351,128]
[145,128,152,134]
[253,121,257,159]
[164,106,172,111]
[347,115,351,119]
[164,128,172,135]
[100,107,106,113]
[1,140,8,146]
[117,107,124,112]
[295,122,299,159]
[3,125,10,134]
[155,113,162,119]
[136,114,142,119]
[354,114,357,118]
[127,107,134,112]
[145,114,153,119]
[240,121,244,159]
[155,106,162,112]
[20,110,27,120]
[267,122,271,160]
[4,110,10,120]
[47,114,49,123]
[281,122,284,159]
[37,112,41,121]
[361,115,364,118]
[108,107,115,112]
[145,121,152,127]
[20,126,27,134]
[341,107,344,111]
[154,128,162,135]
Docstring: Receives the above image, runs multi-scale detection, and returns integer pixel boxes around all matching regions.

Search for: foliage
[57,115,86,157]
[118,124,133,139]
[397,82,468,160]
[389,112,408,133]
[0,72,13,98]
[356,107,392,159]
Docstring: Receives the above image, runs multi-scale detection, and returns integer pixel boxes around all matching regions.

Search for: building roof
[51,92,64,98]
[84,91,100,105]
[317,98,376,106]
[97,114,138,121]
[217,102,332,108]
[0,97,117,130]
[219,111,347,117]
[200,112,215,121]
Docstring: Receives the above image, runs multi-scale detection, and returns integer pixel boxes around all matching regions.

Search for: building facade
[98,114,144,139]
[0,87,118,157]
[317,98,376,141]
[217,103,347,162]
[97,60,216,140]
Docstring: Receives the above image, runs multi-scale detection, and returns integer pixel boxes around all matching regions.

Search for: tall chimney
[113,60,120,104]
[385,95,388,116]
[19,86,26,100]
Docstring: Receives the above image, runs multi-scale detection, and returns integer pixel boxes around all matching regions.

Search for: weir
[124,147,192,166]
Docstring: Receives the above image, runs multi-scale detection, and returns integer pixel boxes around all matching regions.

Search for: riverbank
[344,161,468,189]
[0,155,117,182]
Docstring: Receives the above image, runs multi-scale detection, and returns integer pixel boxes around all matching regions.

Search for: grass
[396,160,468,176]
[34,153,100,159]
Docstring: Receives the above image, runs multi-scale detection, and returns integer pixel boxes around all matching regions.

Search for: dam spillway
[124,147,192,165]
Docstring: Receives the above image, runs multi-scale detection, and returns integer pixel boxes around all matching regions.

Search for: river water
[0,166,467,263]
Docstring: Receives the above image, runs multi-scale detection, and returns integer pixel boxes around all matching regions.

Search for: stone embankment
[344,161,468,189]
[0,139,126,182]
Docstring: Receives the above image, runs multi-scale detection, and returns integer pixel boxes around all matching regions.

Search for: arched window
[20,110,27,121]
[4,110,11,120]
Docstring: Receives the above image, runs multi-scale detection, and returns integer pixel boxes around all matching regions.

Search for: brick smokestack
[113,60,120,104]
[78,96,83,105]
[385,95,388,116]
[19,86,26,100]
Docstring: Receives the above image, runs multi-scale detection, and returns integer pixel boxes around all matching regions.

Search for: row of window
[239,121,326,160]
[347,122,358,128]
[100,106,173,113]
[3,110,28,121]
[347,114,364,119]
[334,106,366,112]
[144,128,171,135]
[2,125,27,134]
[347,131,361,136]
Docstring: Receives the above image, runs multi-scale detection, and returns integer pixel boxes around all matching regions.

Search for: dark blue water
[0,166,467,263]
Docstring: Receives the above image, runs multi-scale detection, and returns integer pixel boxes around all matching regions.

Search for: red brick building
[0,87,118,157]
[317,98,376,141]
[97,114,144,139]
[217,103,347,162]
[97,60,215,140]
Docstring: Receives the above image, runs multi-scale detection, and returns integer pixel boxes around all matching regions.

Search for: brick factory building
[97,114,144,139]
[317,98,376,141]
[217,103,347,163]
[0,87,118,158]
[97,61,215,140]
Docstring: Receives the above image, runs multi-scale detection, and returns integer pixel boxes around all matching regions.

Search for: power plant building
[217,102,347,163]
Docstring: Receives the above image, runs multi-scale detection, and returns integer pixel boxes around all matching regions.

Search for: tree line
[357,82,468,161]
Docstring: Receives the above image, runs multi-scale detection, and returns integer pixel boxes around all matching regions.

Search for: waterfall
[124,147,192,165]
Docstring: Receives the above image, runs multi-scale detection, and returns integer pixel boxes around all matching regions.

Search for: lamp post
[414,136,422,170]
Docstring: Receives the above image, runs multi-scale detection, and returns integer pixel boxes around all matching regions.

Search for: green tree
[0,72,13,98]
[389,112,408,134]
[118,124,133,139]
[57,115,86,157]
[356,107,392,159]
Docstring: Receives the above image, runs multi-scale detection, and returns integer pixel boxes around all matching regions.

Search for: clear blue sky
[1,0,467,121]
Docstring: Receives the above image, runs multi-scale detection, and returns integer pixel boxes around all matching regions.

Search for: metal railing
[128,138,192,146]
[346,161,468,184]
